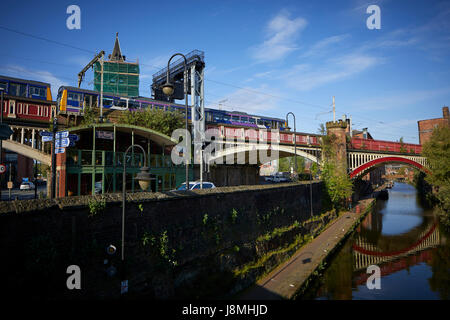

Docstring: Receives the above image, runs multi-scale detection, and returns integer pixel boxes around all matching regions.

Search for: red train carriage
[1,75,55,125]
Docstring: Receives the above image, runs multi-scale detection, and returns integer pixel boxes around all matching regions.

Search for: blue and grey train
[56,86,287,130]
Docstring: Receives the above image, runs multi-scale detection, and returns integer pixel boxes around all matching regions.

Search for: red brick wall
[418,107,450,145]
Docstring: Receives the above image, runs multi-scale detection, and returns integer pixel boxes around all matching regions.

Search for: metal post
[51,117,57,199]
[122,144,147,292]
[286,112,297,178]
[100,53,104,122]
[184,67,189,190]
[310,171,313,218]
[0,89,3,199]
[8,163,12,201]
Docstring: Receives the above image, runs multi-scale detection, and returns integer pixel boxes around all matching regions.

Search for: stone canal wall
[0,181,336,299]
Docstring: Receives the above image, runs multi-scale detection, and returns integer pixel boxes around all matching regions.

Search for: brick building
[418,106,449,145]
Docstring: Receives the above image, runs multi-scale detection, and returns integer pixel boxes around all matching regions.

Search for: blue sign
[68,134,79,142]
[56,137,70,148]
[42,136,53,142]
[54,147,65,154]
[55,131,69,139]
[39,131,53,137]
[69,141,76,147]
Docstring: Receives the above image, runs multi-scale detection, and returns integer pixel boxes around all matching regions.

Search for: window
[203,183,213,189]
[257,119,263,125]
[10,83,27,97]
[18,103,22,114]
[30,86,46,99]
[232,115,240,121]
[241,117,249,123]
[0,81,7,91]
[249,118,256,124]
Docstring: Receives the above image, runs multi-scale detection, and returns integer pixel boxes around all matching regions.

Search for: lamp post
[0,87,3,199]
[121,144,152,294]
[286,112,297,180]
[161,53,189,191]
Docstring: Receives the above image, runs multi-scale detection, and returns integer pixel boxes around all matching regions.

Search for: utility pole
[51,117,57,199]
[100,53,104,122]
[332,96,335,122]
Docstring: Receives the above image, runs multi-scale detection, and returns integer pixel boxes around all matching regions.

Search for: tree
[317,124,353,211]
[119,108,184,136]
[422,126,450,226]
[278,156,305,173]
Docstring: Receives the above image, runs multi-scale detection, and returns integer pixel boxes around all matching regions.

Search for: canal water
[300,182,450,300]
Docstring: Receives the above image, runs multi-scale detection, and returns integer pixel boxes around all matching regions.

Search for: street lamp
[121,144,152,294]
[286,112,297,180]
[161,53,189,191]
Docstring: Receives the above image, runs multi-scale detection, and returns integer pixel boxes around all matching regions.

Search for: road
[1,185,47,201]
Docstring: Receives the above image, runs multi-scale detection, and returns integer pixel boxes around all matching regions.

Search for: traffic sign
[56,137,70,148]
[68,134,79,142]
[0,164,5,174]
[54,147,65,154]
[55,131,69,139]
[39,131,53,137]
[42,136,53,142]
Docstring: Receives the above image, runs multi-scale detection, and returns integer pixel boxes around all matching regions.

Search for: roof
[109,32,125,62]
[65,123,177,146]
[0,75,51,87]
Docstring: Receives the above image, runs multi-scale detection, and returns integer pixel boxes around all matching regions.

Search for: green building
[57,123,193,197]
[93,33,139,97]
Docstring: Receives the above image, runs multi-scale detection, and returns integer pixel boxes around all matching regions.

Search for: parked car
[273,172,291,183]
[264,175,274,182]
[174,181,216,191]
[94,181,102,194]
[20,182,35,190]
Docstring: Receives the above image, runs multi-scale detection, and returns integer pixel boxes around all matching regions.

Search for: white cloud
[251,10,307,63]
[300,34,350,58]
[207,85,280,114]
[284,53,381,91]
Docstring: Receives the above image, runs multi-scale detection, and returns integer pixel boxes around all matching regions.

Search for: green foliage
[422,126,450,225]
[317,125,353,210]
[230,209,238,224]
[81,106,98,125]
[279,156,305,173]
[88,198,106,216]
[399,137,407,153]
[138,204,144,214]
[202,214,209,225]
[119,108,184,136]
[142,230,177,267]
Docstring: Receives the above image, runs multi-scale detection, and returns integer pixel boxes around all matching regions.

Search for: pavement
[237,198,375,300]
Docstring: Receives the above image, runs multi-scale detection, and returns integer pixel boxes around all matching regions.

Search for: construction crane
[78,50,105,87]
[77,50,105,121]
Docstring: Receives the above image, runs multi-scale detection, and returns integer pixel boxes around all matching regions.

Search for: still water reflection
[300,182,450,300]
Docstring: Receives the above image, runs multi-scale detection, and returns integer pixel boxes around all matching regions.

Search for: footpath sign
[55,147,65,154]
[55,131,69,139]
[56,137,70,148]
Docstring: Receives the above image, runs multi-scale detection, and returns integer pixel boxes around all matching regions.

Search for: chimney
[443,106,449,119]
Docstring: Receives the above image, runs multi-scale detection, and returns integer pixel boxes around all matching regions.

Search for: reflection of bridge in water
[352,222,440,285]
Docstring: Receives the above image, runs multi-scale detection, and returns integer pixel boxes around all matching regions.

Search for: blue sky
[1,0,450,143]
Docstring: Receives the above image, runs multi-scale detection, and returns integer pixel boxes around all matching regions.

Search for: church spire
[109,32,125,61]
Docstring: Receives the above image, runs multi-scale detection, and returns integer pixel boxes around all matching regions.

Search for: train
[0,75,54,124]
[56,85,288,131]
[0,75,52,101]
